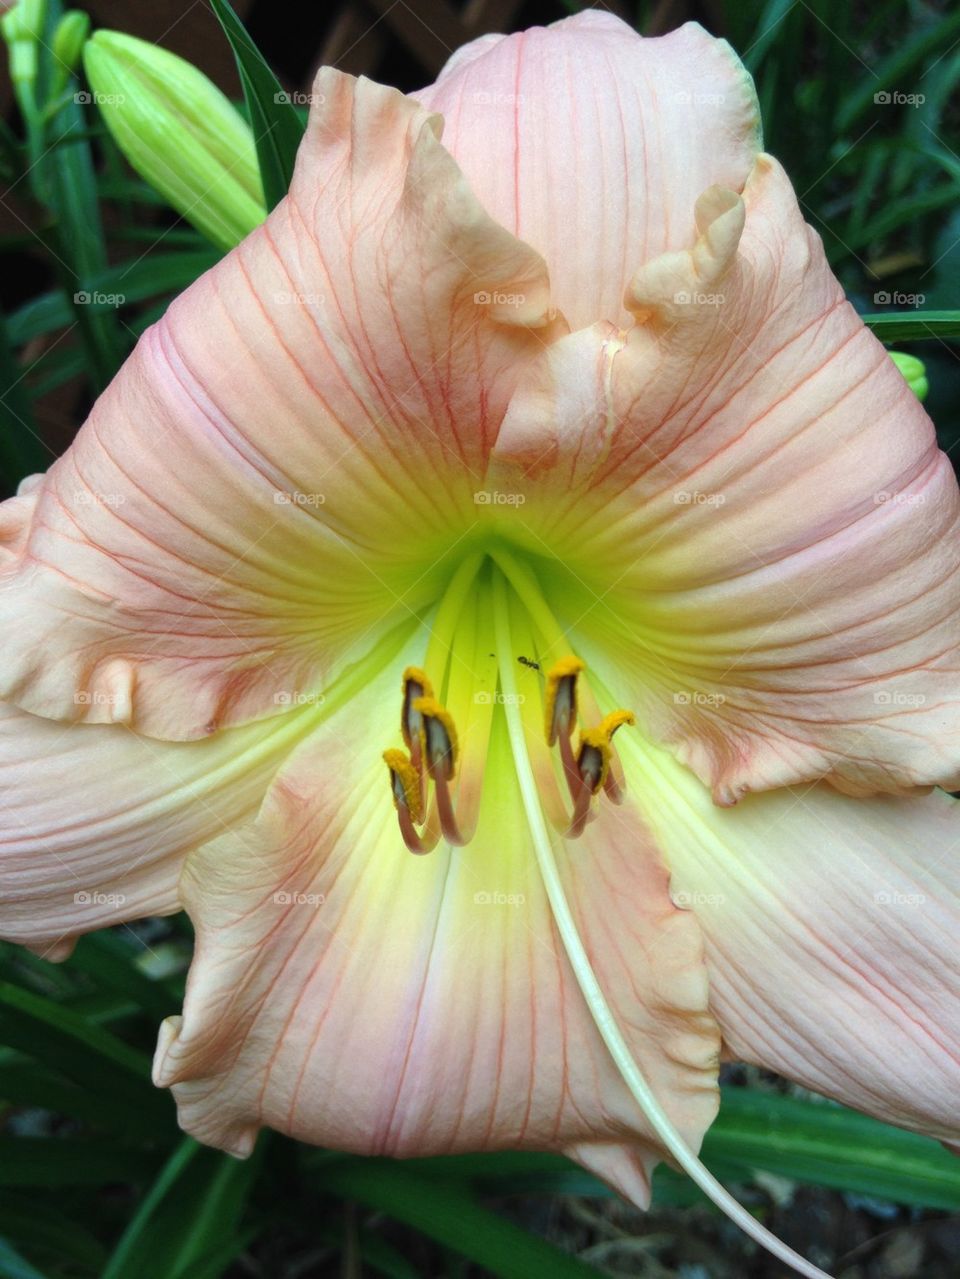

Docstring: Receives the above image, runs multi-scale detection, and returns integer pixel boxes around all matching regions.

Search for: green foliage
[208,0,304,211]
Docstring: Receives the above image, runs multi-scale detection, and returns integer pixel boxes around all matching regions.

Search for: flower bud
[82,30,266,250]
[2,0,45,42]
[50,9,89,92]
[2,0,46,90]
[888,351,929,402]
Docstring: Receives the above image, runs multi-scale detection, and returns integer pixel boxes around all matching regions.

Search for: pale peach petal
[416,12,761,329]
[494,155,960,800]
[154,663,719,1200]
[0,697,324,958]
[0,69,557,740]
[624,728,960,1141]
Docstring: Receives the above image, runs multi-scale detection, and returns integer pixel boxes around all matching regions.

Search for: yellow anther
[401,666,434,750]
[383,749,424,824]
[411,696,459,781]
[598,710,636,738]
[576,710,635,793]
[402,666,433,696]
[544,655,585,745]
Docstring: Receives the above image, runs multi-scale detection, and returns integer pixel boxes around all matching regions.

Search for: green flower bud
[888,351,929,402]
[2,0,47,91]
[51,10,90,92]
[2,0,46,44]
[82,30,267,251]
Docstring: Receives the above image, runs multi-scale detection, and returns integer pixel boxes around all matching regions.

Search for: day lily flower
[1,12,959,1276]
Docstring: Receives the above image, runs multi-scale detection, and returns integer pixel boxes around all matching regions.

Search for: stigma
[384,653,634,854]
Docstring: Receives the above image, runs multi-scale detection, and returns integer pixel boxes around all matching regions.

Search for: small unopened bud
[2,0,45,43]
[888,351,929,402]
[82,30,267,250]
[50,10,89,92]
[2,0,47,89]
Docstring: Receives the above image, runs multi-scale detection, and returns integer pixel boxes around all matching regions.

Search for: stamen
[544,656,585,746]
[383,749,432,855]
[558,726,582,802]
[577,710,636,793]
[401,665,434,775]
[434,772,467,847]
[603,765,625,805]
[566,774,594,840]
[567,710,636,840]
[412,696,457,782]
[411,696,467,846]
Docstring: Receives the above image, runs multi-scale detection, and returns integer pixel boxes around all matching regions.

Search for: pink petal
[415,12,761,330]
[0,700,318,959]
[494,157,960,800]
[642,731,960,1141]
[0,69,556,740]
[154,663,719,1200]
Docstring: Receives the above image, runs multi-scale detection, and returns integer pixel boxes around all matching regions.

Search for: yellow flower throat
[381,548,635,854]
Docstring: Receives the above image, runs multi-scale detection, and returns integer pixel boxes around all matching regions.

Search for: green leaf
[861,310,960,342]
[101,1139,200,1279]
[208,0,304,210]
[37,14,125,390]
[0,1138,160,1188]
[742,0,797,72]
[354,1233,422,1279]
[0,1192,107,1273]
[0,1059,135,1131]
[67,933,180,1025]
[0,1238,49,1279]
[837,9,960,129]
[0,981,151,1077]
[706,1088,960,1212]
[102,1139,263,1279]
[0,305,50,484]
[838,183,960,253]
[0,981,171,1137]
[23,346,87,400]
[8,249,220,345]
[318,1160,603,1278]
[5,292,70,347]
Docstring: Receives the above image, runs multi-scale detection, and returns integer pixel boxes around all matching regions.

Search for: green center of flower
[382,546,635,854]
